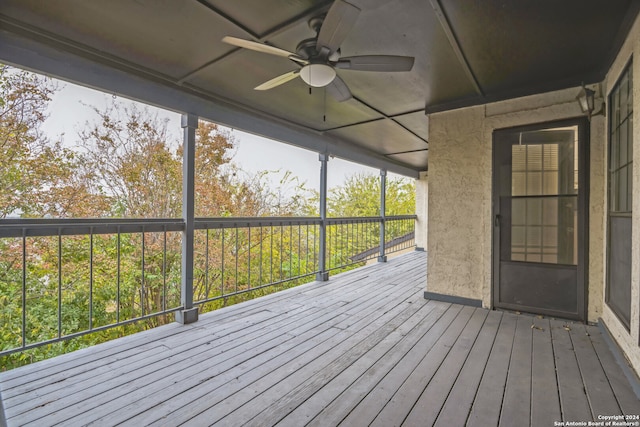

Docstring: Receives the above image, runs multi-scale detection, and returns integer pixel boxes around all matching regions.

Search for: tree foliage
[0,65,415,370]
[327,172,415,217]
[0,66,104,218]
[79,103,183,218]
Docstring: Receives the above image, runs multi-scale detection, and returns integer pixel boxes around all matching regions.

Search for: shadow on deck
[0,251,638,426]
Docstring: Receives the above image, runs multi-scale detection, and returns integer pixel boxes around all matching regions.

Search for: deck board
[466,312,517,427]
[1,251,638,427]
[78,273,421,426]
[306,303,462,427]
[589,326,640,415]
[530,317,561,426]
[343,304,468,426]
[221,291,427,426]
[550,319,593,422]
[570,323,622,417]
[275,300,450,427]
[499,313,533,426]
[433,310,502,427]
[401,308,489,426]
[196,285,425,425]
[368,305,477,426]
[127,264,426,427]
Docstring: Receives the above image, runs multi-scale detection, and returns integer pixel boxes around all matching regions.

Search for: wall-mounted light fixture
[576,83,605,120]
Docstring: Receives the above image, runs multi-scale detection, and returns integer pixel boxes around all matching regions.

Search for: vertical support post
[415,171,428,251]
[378,169,387,262]
[317,153,329,281]
[176,113,199,324]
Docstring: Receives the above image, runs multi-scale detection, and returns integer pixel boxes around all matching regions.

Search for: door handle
[494,214,501,227]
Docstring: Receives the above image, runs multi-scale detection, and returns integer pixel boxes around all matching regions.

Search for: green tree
[327,172,415,217]
[318,172,416,268]
[79,102,182,218]
[0,65,115,369]
[0,65,104,218]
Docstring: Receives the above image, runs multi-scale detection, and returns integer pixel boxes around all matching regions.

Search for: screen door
[492,119,587,321]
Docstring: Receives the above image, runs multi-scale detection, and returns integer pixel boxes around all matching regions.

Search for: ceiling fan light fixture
[299,64,336,87]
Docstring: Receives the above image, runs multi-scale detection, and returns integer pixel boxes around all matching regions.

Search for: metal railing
[192,217,322,308]
[0,219,185,358]
[0,215,416,359]
[383,215,417,254]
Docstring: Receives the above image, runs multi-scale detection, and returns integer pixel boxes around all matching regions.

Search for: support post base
[316,272,329,282]
[378,255,387,263]
[175,307,199,324]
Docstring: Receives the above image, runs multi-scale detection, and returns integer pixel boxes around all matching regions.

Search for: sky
[40,79,402,193]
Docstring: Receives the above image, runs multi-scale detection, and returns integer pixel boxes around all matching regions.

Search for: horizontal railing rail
[0,218,185,238]
[325,216,382,224]
[195,217,322,229]
[0,214,416,362]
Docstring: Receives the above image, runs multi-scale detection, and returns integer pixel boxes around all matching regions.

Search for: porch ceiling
[0,1,637,175]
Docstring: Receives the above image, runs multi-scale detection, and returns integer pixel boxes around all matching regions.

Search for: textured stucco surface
[600,12,640,375]
[427,106,488,302]
[414,172,428,250]
[427,90,597,309]
[588,114,606,323]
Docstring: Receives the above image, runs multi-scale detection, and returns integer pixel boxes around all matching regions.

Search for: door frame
[491,117,590,321]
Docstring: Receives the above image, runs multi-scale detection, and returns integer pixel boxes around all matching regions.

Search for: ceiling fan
[222,0,415,102]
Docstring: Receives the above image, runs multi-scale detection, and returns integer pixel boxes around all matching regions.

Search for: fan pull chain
[323,88,327,122]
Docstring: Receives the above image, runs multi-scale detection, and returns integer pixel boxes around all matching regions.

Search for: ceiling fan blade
[316,0,360,56]
[326,75,352,102]
[335,55,415,72]
[254,70,300,91]
[222,36,306,63]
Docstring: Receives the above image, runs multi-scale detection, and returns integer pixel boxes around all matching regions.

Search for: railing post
[176,113,199,324]
[378,169,387,262]
[316,153,329,281]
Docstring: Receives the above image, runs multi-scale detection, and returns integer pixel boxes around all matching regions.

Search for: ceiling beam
[194,0,261,40]
[324,109,427,146]
[324,107,425,132]
[424,71,604,115]
[0,14,176,86]
[0,25,421,178]
[350,96,428,145]
[429,0,483,97]
[385,148,428,156]
[598,1,640,84]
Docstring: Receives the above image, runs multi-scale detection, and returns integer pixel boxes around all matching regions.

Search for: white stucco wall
[414,172,428,251]
[600,11,640,375]
[427,106,488,302]
[427,88,605,315]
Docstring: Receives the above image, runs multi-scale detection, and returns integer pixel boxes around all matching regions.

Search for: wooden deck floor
[1,251,638,426]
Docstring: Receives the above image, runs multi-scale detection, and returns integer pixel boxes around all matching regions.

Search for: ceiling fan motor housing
[296,38,319,59]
